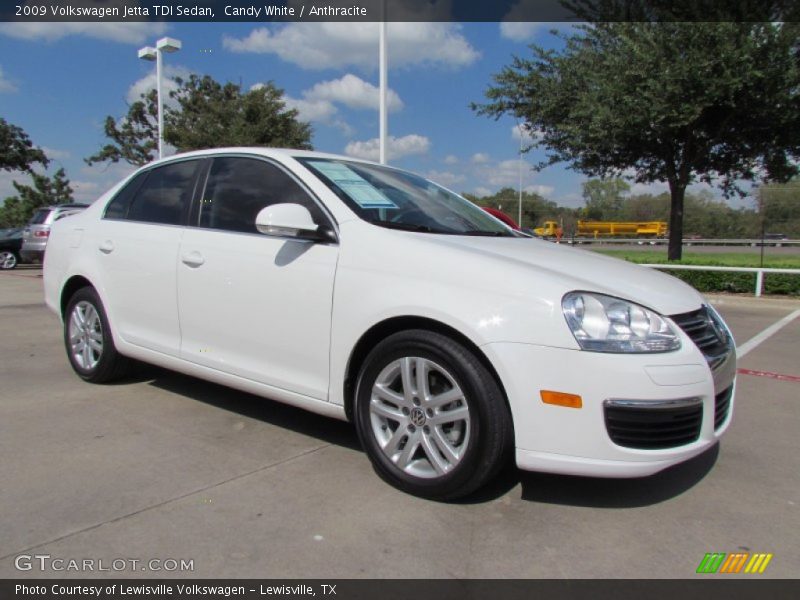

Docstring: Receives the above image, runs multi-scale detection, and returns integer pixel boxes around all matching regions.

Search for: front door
[176,156,338,400]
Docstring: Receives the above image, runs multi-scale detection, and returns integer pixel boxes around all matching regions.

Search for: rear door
[176,156,339,400]
[95,159,204,356]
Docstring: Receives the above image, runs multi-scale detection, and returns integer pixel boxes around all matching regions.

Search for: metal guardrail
[563,238,800,246]
[641,264,800,297]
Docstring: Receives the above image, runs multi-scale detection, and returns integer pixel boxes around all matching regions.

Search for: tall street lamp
[138,37,181,160]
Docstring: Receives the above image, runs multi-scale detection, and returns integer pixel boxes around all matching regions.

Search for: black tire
[63,286,131,383]
[0,250,18,270]
[354,329,513,500]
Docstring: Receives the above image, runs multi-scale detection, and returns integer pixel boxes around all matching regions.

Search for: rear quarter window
[29,209,51,225]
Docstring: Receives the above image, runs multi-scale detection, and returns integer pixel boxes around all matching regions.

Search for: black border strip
[2,1,799,23]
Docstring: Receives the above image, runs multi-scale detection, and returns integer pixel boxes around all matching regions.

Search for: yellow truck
[534,220,667,238]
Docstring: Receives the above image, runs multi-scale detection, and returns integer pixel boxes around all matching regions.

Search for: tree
[474,18,800,259]
[759,180,800,237]
[85,89,158,167]
[0,168,74,227]
[581,178,630,220]
[0,118,48,173]
[465,187,565,229]
[165,76,313,151]
[87,76,313,167]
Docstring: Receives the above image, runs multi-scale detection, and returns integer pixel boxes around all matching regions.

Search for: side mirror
[255,203,321,239]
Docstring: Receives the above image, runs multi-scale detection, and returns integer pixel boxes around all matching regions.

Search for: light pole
[516,121,524,227]
[138,36,181,160]
[379,20,388,164]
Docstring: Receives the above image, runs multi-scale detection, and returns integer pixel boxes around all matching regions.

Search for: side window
[127,160,199,225]
[104,171,148,220]
[198,157,326,234]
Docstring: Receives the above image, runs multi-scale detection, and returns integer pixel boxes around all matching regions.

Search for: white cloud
[283,96,338,123]
[629,181,670,196]
[471,153,490,164]
[344,134,430,161]
[0,171,20,200]
[40,147,71,161]
[71,181,102,203]
[223,23,479,71]
[425,170,465,188]
[511,123,544,146]
[127,65,191,106]
[443,155,459,165]
[525,184,554,197]
[75,162,137,203]
[0,66,16,93]
[486,159,527,187]
[0,21,167,44]
[473,186,492,197]
[499,22,546,42]
[305,74,403,112]
[279,73,402,136]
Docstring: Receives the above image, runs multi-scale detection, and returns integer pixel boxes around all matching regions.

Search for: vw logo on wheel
[410,407,426,427]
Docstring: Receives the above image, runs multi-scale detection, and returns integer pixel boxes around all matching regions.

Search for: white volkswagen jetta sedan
[44,148,736,499]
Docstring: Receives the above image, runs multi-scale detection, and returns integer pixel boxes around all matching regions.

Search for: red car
[481,207,520,230]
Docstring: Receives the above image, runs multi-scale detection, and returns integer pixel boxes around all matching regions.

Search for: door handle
[181,251,205,268]
[99,240,114,254]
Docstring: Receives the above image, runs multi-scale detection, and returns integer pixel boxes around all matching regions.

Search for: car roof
[37,204,89,211]
[143,147,378,168]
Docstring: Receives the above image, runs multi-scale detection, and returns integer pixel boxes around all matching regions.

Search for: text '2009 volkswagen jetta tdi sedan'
[43,148,736,500]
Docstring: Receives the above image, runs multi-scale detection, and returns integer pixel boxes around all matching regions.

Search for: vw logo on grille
[410,407,426,427]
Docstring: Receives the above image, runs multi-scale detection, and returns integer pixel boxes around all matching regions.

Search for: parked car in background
[43,148,737,500]
[0,228,24,270]
[21,204,88,264]
[481,207,520,230]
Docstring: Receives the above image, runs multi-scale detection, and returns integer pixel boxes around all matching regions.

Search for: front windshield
[298,158,515,236]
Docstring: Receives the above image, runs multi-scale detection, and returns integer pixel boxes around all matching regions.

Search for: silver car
[21,204,87,263]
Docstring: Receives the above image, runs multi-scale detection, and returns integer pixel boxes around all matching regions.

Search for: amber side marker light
[540,390,583,409]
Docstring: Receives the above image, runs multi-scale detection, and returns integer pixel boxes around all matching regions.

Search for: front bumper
[483,341,735,478]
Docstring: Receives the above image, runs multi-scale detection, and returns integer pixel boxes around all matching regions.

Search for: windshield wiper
[372,221,451,234]
[460,230,514,237]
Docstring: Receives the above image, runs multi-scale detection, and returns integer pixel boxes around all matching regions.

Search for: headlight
[562,292,681,353]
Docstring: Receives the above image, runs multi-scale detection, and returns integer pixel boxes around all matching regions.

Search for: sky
[0,20,745,210]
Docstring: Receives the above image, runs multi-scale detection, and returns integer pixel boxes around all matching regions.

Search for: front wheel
[0,250,18,270]
[64,287,131,383]
[354,330,512,500]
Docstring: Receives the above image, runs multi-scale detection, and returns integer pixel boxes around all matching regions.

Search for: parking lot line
[736,308,800,358]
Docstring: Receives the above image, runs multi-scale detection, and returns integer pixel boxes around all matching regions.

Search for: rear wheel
[0,250,18,270]
[354,330,512,500]
[64,287,131,383]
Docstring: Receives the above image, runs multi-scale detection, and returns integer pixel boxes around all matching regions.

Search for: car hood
[420,234,704,316]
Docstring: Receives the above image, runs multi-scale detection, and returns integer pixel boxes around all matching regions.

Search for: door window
[198,157,325,234]
[126,160,199,225]
[104,170,149,220]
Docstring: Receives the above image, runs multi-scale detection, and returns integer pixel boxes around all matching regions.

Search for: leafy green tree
[85,89,158,167]
[0,168,74,227]
[466,187,566,229]
[760,181,800,237]
[474,19,800,259]
[581,178,630,220]
[87,76,313,167]
[0,118,48,173]
[165,76,312,151]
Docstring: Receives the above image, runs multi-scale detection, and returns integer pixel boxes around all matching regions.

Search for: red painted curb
[737,368,800,383]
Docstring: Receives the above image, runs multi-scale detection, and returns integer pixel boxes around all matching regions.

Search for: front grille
[670,307,728,359]
[604,399,703,450]
[714,386,733,430]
